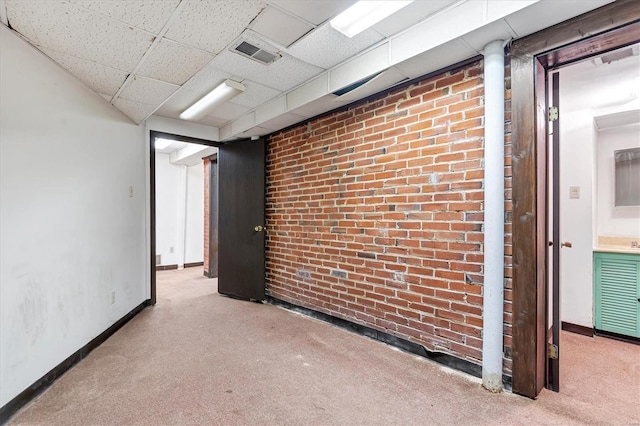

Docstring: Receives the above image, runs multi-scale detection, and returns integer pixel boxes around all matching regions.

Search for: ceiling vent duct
[233,41,280,65]
[594,44,639,66]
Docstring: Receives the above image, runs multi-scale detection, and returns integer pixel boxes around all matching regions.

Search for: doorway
[510,0,640,399]
[149,132,267,304]
[546,43,640,393]
[149,131,221,305]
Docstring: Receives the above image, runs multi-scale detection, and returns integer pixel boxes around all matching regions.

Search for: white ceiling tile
[152,88,202,119]
[180,65,232,96]
[5,0,155,71]
[371,0,455,37]
[118,75,179,105]
[231,80,281,109]
[137,38,215,85]
[4,2,41,43]
[40,47,129,95]
[287,22,383,69]
[112,98,157,124]
[73,0,180,33]
[269,0,356,25]
[206,102,251,122]
[250,6,313,47]
[210,48,323,92]
[164,0,266,54]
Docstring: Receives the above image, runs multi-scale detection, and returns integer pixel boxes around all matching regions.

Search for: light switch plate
[569,186,580,199]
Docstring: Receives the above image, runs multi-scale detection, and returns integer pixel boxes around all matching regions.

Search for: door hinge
[548,343,559,359]
[548,106,559,122]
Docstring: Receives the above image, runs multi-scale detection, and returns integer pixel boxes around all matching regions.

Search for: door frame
[510,0,640,398]
[149,130,222,305]
[205,153,219,278]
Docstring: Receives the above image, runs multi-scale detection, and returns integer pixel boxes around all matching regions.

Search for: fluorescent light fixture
[330,0,413,38]
[180,79,246,121]
[154,138,173,150]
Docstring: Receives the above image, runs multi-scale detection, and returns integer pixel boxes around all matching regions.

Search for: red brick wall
[266,59,513,374]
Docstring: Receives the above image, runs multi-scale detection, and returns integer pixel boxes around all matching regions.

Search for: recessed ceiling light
[330,1,413,38]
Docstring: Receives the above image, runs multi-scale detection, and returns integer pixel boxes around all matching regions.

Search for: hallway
[8,268,639,425]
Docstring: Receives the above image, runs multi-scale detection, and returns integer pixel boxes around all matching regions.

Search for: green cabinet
[594,251,640,338]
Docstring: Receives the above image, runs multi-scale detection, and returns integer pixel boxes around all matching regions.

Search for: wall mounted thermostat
[569,186,580,199]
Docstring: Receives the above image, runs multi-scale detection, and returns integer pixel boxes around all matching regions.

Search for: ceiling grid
[2,0,618,133]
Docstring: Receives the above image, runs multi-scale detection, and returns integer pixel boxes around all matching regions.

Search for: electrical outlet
[111,291,116,304]
[129,186,133,198]
[169,246,174,253]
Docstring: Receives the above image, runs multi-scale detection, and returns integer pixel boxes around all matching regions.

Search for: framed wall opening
[149,130,222,305]
[510,0,640,398]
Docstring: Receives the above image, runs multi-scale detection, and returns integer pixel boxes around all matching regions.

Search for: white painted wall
[155,154,204,266]
[185,163,205,264]
[0,26,146,407]
[558,51,640,328]
[155,153,181,266]
[596,123,640,237]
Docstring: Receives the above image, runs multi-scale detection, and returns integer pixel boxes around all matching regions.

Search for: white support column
[176,164,188,270]
[482,39,506,393]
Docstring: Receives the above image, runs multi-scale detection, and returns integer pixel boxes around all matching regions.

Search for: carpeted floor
[7,267,640,425]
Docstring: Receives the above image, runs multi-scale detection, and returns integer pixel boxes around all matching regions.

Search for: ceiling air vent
[233,41,280,65]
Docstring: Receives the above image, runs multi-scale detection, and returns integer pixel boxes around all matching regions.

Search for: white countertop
[594,246,640,255]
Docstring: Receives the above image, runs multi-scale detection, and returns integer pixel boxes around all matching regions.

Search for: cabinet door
[594,253,640,338]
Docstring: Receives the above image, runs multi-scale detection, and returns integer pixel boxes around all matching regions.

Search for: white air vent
[233,41,280,65]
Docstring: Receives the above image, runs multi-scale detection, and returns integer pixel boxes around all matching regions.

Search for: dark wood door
[548,71,561,392]
[217,138,266,300]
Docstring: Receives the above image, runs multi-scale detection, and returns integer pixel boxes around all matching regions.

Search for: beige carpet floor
[7,267,640,425]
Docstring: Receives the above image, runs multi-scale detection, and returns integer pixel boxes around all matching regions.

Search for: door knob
[254,225,263,232]
[561,241,572,248]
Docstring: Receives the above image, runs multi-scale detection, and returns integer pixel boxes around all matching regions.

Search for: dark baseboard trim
[156,262,204,271]
[266,296,512,390]
[0,299,150,424]
[594,329,640,345]
[155,264,178,271]
[561,322,594,337]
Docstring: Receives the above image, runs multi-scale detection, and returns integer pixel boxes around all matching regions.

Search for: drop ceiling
[1,0,615,141]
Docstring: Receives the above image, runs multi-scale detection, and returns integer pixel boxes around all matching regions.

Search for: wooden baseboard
[594,329,640,345]
[156,262,204,271]
[156,264,178,271]
[0,300,150,424]
[561,322,594,337]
